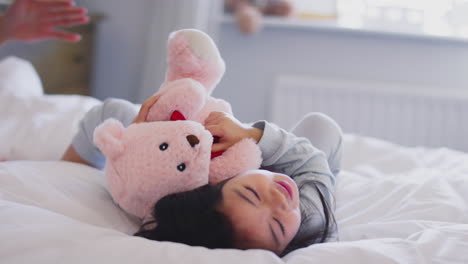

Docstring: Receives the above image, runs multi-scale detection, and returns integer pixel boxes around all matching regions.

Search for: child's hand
[204,111,263,152]
[132,94,161,124]
[1,0,89,44]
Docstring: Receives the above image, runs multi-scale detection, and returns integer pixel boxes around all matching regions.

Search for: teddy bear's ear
[165,29,225,95]
[93,118,125,160]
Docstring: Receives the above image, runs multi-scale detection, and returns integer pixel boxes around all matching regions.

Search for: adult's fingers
[31,0,74,15]
[44,16,89,28]
[35,0,73,12]
[43,29,81,42]
[39,7,88,23]
[45,7,87,17]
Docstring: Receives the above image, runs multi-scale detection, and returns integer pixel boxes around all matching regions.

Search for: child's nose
[186,135,200,147]
[267,185,289,211]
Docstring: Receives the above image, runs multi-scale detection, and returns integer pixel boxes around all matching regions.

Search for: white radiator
[271,75,468,152]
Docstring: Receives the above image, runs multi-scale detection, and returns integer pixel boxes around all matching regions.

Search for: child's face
[217,169,301,255]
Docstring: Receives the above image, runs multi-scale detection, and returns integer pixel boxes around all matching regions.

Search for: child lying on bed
[61,94,343,256]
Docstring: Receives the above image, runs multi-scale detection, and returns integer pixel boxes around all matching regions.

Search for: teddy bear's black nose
[186,135,200,147]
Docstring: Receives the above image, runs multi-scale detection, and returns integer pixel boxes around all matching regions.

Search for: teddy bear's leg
[165,29,225,95]
[208,138,262,183]
[146,79,207,122]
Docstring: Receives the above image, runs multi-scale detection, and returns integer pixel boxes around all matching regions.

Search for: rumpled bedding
[1,57,467,264]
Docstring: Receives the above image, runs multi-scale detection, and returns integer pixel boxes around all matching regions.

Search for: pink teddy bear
[93,29,262,218]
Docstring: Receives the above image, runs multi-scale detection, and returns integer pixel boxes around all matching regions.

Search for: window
[335,0,468,38]
[291,0,468,39]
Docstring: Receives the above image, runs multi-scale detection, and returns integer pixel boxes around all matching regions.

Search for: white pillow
[0,161,283,264]
[0,56,43,98]
[0,161,140,233]
[0,57,101,161]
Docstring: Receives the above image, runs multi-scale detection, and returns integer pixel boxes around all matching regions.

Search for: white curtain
[138,0,223,102]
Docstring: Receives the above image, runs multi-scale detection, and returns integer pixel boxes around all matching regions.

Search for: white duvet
[1,57,467,263]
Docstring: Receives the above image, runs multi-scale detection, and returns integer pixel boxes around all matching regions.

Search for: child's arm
[252,119,342,194]
[204,111,343,203]
[61,144,94,167]
[204,111,264,152]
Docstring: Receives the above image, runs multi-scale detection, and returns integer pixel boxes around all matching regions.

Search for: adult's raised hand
[0,0,89,44]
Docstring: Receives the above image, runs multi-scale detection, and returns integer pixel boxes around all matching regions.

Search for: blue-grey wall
[214,22,468,123]
[78,0,153,102]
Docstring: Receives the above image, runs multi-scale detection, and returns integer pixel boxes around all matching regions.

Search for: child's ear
[93,118,125,160]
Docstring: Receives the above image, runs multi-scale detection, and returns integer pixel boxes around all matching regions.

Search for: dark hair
[135,178,336,256]
[281,180,337,256]
[134,180,235,249]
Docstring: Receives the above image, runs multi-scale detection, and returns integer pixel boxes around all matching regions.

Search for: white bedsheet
[0,57,101,161]
[1,139,467,263]
[1,57,467,263]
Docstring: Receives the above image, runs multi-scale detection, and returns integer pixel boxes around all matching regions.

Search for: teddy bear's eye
[177,163,186,172]
[159,143,169,151]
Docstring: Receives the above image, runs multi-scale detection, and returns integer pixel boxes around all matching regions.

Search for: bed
[1,57,467,263]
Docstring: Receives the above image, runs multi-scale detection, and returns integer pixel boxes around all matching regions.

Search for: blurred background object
[445,0,468,38]
[224,0,293,34]
[294,0,337,19]
[0,0,11,11]
[337,0,467,38]
[30,14,103,95]
[360,3,424,34]
[0,0,100,95]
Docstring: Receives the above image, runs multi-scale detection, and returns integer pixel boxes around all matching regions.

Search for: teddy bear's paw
[166,29,225,95]
[208,138,262,183]
[147,79,207,121]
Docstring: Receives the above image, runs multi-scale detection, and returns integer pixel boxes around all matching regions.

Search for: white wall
[214,22,468,123]
[78,0,154,102]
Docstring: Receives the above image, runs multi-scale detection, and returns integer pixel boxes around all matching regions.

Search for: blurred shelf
[220,15,468,45]
[34,14,104,96]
